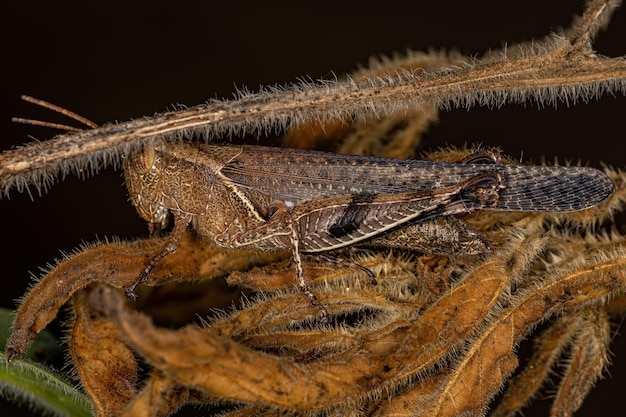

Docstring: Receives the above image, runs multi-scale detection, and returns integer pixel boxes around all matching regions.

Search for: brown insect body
[124,143,505,254]
[125,143,614,251]
[123,142,614,320]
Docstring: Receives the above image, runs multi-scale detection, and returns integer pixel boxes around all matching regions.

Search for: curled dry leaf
[5,233,282,362]
[491,314,586,417]
[550,308,611,417]
[70,287,138,417]
[116,370,205,417]
[91,254,509,412]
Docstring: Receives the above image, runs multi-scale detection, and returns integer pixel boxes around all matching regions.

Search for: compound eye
[131,145,156,174]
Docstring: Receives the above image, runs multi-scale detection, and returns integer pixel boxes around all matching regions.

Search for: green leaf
[0,308,93,416]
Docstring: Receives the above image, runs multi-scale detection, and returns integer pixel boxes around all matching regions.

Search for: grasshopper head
[123,144,170,232]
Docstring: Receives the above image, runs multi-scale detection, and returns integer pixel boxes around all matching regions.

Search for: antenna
[12,95,99,131]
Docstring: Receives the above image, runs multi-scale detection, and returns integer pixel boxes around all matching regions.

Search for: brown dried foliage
[5,1,626,416]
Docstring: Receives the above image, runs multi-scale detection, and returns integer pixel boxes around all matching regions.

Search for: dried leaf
[6,232,280,362]
[119,371,195,417]
[70,286,138,417]
[550,308,611,417]
[492,315,584,417]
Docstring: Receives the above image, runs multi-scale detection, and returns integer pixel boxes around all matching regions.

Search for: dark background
[1,1,625,415]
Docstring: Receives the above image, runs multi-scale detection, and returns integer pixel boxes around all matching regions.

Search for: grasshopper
[121,141,614,321]
[0,96,616,365]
